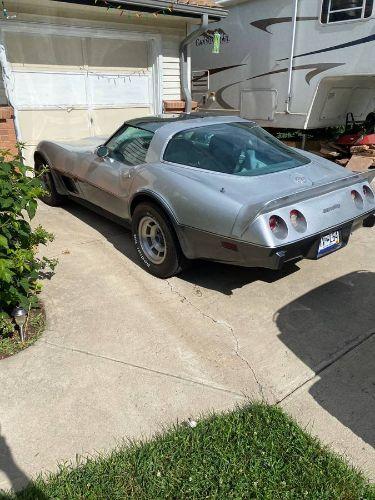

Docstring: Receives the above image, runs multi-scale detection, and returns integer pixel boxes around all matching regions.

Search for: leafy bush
[0,149,56,334]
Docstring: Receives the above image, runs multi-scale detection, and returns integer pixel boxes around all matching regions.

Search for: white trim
[0,39,23,144]
[148,35,163,114]
[81,32,93,135]
[16,105,151,111]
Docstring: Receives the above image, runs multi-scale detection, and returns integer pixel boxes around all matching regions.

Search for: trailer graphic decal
[215,63,345,109]
[278,33,375,61]
[192,64,246,83]
[250,17,318,34]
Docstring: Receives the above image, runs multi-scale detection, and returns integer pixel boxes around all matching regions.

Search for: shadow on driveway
[0,432,29,494]
[275,271,375,448]
[63,200,301,295]
[0,429,48,499]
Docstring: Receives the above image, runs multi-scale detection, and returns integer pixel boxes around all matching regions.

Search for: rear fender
[233,172,375,246]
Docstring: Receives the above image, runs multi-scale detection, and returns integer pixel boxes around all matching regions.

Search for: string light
[1,0,180,21]
[93,0,175,19]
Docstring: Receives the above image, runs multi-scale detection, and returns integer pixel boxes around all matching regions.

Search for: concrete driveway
[1,200,374,491]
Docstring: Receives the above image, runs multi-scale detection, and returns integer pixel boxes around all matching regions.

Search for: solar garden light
[12,306,27,342]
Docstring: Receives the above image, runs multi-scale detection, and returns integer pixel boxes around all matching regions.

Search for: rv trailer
[191,0,375,130]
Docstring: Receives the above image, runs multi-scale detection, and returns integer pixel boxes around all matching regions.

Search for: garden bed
[0,305,46,360]
[0,148,55,361]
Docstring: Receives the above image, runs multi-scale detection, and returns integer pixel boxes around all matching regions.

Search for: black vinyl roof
[126,113,212,132]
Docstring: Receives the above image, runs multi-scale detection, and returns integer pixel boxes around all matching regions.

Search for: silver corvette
[35,115,375,278]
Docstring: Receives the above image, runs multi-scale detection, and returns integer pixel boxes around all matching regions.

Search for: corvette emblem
[293,174,307,185]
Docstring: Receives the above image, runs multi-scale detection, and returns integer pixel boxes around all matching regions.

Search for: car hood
[50,136,106,153]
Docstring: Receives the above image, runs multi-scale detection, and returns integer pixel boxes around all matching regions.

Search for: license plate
[317,231,341,258]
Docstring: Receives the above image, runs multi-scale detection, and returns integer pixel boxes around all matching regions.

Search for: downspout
[286,0,298,114]
[180,13,208,114]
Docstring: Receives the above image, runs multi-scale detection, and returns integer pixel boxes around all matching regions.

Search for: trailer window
[321,0,373,23]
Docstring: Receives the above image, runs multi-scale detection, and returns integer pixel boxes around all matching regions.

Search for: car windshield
[163,122,310,176]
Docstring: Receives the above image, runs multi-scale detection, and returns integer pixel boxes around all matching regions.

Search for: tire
[132,202,186,278]
[36,162,64,207]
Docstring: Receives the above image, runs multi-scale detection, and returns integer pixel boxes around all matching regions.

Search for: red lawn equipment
[337,112,375,149]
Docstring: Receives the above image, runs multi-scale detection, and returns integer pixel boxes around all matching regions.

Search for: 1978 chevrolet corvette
[35,115,375,278]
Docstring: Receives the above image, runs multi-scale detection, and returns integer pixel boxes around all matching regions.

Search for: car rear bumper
[178,212,374,270]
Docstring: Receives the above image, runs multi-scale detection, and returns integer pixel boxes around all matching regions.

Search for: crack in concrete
[40,339,245,399]
[166,280,266,401]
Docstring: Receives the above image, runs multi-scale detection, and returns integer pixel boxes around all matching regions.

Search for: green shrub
[0,149,56,333]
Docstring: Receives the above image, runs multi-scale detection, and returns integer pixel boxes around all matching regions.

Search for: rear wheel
[36,161,64,207]
[132,202,186,278]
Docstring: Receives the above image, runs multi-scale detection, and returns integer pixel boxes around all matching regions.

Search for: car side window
[105,125,154,166]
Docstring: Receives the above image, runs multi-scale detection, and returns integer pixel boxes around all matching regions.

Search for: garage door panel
[88,73,151,107]
[5,32,84,68]
[18,109,90,144]
[85,38,148,70]
[5,32,155,165]
[91,107,152,136]
[14,72,87,107]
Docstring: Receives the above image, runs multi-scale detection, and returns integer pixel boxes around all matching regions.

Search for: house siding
[162,37,182,101]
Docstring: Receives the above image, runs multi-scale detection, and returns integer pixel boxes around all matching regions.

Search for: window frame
[320,0,374,24]
[104,124,154,166]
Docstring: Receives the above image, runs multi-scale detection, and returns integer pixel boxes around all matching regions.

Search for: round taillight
[290,209,307,233]
[363,185,374,204]
[351,190,364,209]
[268,215,288,239]
[269,215,277,231]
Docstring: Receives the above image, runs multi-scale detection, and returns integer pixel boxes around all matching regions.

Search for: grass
[0,308,45,360]
[2,404,374,500]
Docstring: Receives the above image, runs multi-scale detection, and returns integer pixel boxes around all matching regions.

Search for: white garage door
[4,32,154,164]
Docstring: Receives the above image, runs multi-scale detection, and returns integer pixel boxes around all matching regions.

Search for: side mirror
[96,145,109,158]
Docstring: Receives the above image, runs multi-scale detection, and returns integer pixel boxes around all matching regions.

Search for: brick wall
[163,100,198,113]
[0,106,18,157]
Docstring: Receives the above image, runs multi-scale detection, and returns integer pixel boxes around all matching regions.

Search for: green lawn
[3,404,374,500]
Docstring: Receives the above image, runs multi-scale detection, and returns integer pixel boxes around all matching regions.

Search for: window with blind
[321,0,373,23]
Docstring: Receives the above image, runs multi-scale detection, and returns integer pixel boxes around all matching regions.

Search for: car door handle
[126,167,136,178]
[120,168,135,184]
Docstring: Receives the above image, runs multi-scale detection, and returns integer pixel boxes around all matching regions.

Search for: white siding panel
[162,37,181,100]
[163,81,184,90]
[163,56,180,63]
[164,75,180,83]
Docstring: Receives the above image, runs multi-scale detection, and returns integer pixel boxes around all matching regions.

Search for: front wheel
[36,163,64,207]
[131,203,185,278]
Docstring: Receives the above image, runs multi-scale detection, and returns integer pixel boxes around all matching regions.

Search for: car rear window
[163,123,310,176]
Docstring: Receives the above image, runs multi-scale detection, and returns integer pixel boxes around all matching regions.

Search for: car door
[80,125,154,219]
